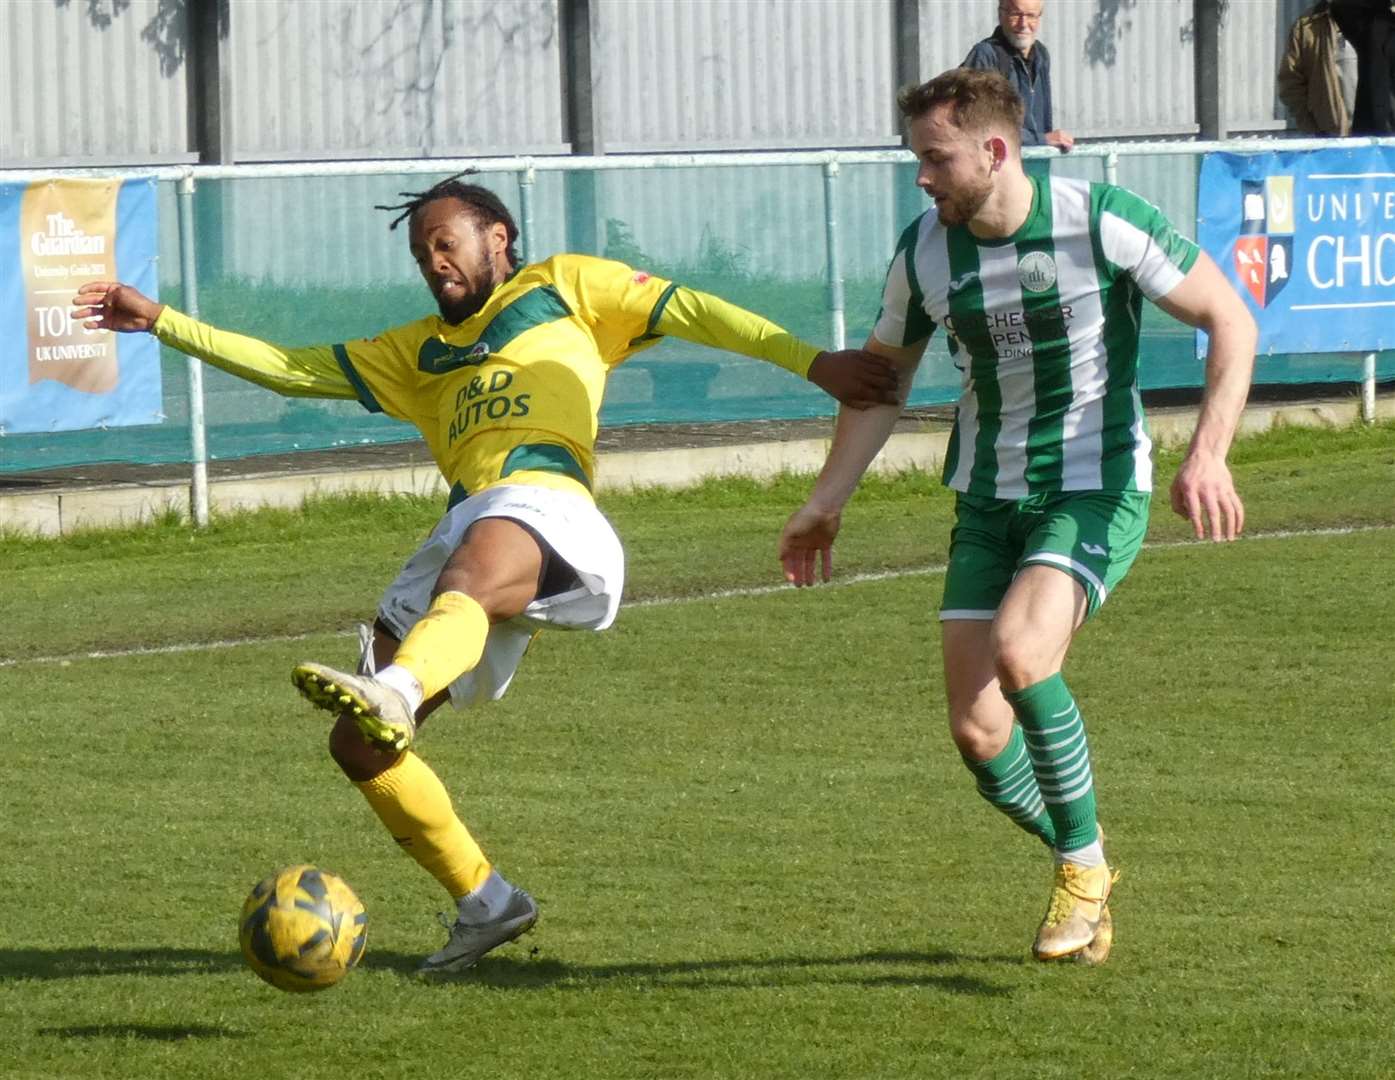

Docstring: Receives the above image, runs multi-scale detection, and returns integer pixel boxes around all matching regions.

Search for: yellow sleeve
[556,255,676,360]
[559,254,820,376]
[652,287,822,378]
[152,307,357,400]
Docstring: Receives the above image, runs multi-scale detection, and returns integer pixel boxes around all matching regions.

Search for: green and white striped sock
[1007,673,1098,854]
[962,722,1056,847]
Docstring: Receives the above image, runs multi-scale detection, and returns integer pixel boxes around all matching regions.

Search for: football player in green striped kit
[780,68,1256,964]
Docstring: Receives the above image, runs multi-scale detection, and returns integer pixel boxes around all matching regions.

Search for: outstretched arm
[73,280,357,400]
[779,336,925,586]
[1152,252,1257,541]
[653,286,900,409]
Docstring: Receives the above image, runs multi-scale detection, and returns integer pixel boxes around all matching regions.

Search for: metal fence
[1,137,1391,525]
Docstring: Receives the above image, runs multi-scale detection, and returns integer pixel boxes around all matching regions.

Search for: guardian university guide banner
[0,178,161,435]
[1197,147,1395,355]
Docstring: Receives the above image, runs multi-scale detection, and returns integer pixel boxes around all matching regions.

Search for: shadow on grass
[0,947,242,980]
[0,945,1023,997]
[364,945,1022,996]
[38,1023,245,1041]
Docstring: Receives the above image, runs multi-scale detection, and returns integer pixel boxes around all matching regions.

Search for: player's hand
[1046,129,1075,152]
[72,281,165,333]
[807,349,900,409]
[1170,450,1244,541]
[779,502,842,586]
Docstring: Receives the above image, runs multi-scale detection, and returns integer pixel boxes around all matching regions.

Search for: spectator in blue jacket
[963,1,1074,151]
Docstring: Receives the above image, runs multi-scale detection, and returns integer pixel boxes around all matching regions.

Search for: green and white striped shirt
[875,174,1200,497]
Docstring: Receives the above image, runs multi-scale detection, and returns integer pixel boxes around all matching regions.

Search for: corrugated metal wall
[588,0,1210,149]
[228,0,566,161]
[3,0,1328,165]
[595,0,897,151]
[1054,0,1197,137]
[1227,0,1311,131]
[913,0,1197,138]
[0,0,191,166]
[0,0,1247,300]
[588,0,1225,149]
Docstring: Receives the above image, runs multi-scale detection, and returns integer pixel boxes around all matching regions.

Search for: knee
[329,716,398,782]
[943,656,1013,759]
[950,710,1011,761]
[990,628,1051,693]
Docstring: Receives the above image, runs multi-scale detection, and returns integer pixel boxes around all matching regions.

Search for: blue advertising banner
[1198,148,1395,356]
[0,178,161,436]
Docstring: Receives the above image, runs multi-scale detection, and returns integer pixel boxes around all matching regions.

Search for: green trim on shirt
[332,344,384,413]
[444,444,592,509]
[629,282,681,347]
[501,443,592,488]
[417,286,574,375]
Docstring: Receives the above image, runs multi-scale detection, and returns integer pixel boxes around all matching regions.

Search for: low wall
[2,395,1389,537]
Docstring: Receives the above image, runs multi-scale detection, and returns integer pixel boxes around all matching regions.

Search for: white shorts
[373,484,626,708]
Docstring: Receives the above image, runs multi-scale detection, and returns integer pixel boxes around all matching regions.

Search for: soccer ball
[238,864,367,992]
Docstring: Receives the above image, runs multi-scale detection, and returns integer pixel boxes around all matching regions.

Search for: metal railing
[5,134,1392,525]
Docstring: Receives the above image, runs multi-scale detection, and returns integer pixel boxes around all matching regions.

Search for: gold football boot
[1033,860,1117,961]
[1074,902,1114,966]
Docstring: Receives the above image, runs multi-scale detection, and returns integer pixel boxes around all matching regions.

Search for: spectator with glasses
[963,1,1074,151]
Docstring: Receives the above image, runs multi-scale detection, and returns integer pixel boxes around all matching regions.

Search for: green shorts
[940,489,1150,621]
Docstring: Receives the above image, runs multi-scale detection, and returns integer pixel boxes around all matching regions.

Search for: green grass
[4,421,1393,659]
[1,423,1393,1078]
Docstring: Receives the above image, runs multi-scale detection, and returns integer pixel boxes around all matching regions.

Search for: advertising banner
[1197,148,1395,356]
[0,178,161,435]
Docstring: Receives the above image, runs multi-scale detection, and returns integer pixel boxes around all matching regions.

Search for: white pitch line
[3,522,1389,670]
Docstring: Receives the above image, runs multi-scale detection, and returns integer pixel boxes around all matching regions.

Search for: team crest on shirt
[1233,176,1294,308]
[1017,251,1057,293]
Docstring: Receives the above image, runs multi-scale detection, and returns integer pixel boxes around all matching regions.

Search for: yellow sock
[355,752,491,898]
[394,590,490,700]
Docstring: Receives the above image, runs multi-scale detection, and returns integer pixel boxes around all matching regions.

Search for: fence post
[822,159,846,351]
[518,161,536,265]
[1104,150,1119,187]
[176,171,209,528]
[1362,352,1377,424]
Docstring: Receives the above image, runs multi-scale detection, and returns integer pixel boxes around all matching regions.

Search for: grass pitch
[1,423,1393,1079]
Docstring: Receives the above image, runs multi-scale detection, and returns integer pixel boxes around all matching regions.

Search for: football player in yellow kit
[75,175,898,973]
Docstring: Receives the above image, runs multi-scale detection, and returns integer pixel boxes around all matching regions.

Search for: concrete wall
[4,394,1390,536]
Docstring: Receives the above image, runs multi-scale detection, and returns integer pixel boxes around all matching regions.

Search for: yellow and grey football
[238,864,367,992]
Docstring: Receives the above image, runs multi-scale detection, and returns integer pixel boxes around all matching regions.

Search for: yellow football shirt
[153,253,821,503]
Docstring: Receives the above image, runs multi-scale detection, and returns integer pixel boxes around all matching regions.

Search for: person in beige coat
[1278,1,1357,136]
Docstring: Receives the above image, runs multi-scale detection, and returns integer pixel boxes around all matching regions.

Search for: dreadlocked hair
[375,170,521,267]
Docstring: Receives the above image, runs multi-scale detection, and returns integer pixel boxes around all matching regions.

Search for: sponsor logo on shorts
[1080,542,1107,556]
